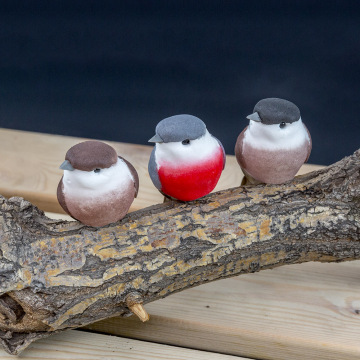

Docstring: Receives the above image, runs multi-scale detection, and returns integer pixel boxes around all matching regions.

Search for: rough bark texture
[1,150,360,355]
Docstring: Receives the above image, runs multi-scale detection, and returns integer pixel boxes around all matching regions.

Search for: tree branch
[1,150,360,355]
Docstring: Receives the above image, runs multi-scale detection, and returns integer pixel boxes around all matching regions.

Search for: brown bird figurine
[235,98,312,185]
[57,140,139,227]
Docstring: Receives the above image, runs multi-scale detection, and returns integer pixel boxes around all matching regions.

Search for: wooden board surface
[3,128,359,360]
[0,330,242,359]
[82,261,360,360]
[0,128,320,214]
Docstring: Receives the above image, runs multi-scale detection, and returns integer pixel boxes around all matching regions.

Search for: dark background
[0,0,359,165]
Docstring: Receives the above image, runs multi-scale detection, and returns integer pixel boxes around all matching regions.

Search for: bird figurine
[235,98,312,185]
[148,114,226,201]
[57,140,139,227]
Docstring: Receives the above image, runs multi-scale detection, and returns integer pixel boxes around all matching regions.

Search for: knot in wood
[125,292,144,307]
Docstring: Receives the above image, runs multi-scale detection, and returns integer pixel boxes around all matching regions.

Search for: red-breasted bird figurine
[235,98,312,185]
[148,114,226,201]
[57,140,139,227]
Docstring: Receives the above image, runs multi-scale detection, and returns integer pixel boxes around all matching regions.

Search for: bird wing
[148,147,162,191]
[211,135,226,169]
[119,156,139,197]
[234,126,248,168]
[57,177,71,216]
[304,124,312,163]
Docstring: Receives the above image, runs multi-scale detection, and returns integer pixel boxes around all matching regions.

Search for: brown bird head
[60,141,118,172]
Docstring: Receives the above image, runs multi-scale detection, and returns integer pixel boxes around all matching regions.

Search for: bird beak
[246,112,261,122]
[59,160,75,171]
[148,134,163,143]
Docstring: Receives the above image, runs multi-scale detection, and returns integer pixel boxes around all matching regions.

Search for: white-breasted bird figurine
[148,114,226,201]
[57,140,139,227]
[235,98,312,185]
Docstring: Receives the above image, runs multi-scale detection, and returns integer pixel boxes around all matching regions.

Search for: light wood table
[0,128,359,360]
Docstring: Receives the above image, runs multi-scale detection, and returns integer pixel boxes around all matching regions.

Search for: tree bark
[1,150,360,355]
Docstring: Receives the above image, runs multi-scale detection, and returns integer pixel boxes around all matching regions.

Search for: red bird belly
[158,148,224,201]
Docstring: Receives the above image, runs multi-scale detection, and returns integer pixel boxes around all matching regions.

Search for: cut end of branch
[129,303,150,322]
[125,292,150,322]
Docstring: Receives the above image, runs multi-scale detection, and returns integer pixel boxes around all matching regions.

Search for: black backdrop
[0,0,359,165]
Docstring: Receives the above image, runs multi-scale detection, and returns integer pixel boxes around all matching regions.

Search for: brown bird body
[235,125,311,184]
[235,98,312,185]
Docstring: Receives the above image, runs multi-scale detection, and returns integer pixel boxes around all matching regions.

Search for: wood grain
[0,128,321,214]
[45,209,360,360]
[83,261,360,360]
[0,330,241,360]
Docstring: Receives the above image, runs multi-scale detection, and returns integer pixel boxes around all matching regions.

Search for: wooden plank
[0,330,242,359]
[47,211,360,360]
[0,128,320,214]
[83,262,360,360]
[45,208,360,360]
[5,127,351,360]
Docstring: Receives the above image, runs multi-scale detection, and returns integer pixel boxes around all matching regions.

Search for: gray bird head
[148,114,207,143]
[247,98,301,125]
